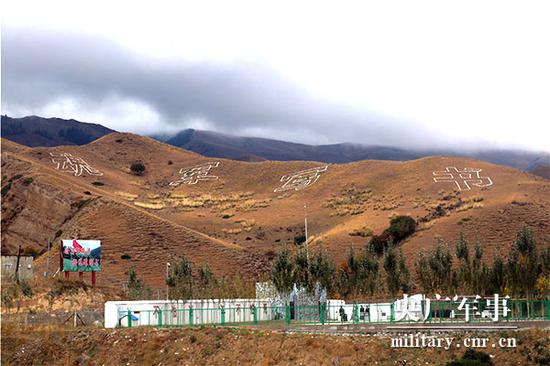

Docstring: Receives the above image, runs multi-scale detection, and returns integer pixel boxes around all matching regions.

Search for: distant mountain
[1,115,114,147]
[2,116,548,178]
[156,129,550,178]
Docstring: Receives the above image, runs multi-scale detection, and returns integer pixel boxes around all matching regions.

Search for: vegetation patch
[134,201,166,210]
[115,191,138,201]
[369,215,416,255]
[22,177,34,186]
[130,162,146,175]
[349,227,373,237]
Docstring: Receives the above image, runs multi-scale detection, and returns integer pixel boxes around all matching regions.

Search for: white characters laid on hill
[169,161,220,186]
[49,152,103,177]
[432,167,493,191]
[274,165,328,192]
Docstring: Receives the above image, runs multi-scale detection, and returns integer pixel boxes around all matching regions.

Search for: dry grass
[129,180,150,189]
[164,191,270,213]
[348,226,373,237]
[456,202,484,212]
[323,185,372,216]
[115,191,138,201]
[222,228,242,234]
[134,201,166,210]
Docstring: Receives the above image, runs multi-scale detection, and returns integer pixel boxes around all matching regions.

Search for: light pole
[304,203,309,264]
[166,262,171,301]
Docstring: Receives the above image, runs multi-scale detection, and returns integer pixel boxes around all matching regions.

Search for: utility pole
[15,244,22,284]
[45,239,50,277]
[304,204,309,264]
[166,262,171,301]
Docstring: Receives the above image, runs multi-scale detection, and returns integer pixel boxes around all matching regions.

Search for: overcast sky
[2,1,549,151]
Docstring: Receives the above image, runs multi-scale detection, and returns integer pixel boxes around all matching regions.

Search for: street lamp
[166,262,171,301]
[304,203,309,264]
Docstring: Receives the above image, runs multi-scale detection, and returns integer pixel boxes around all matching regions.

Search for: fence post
[390,303,395,323]
[353,304,359,324]
[127,310,132,328]
[546,300,550,320]
[221,306,226,326]
[253,305,258,325]
[320,303,325,325]
[285,304,291,325]
[189,307,194,326]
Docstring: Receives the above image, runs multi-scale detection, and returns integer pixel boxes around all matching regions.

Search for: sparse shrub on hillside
[446,349,494,366]
[91,181,104,186]
[294,234,306,246]
[121,254,131,260]
[71,198,92,210]
[368,215,416,255]
[47,279,89,301]
[1,182,12,197]
[134,201,166,210]
[22,246,40,258]
[130,162,146,176]
[349,227,373,237]
[387,215,416,242]
[222,228,242,234]
[22,177,33,186]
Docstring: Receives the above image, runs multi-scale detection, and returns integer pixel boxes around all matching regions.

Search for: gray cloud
[2,27,440,147]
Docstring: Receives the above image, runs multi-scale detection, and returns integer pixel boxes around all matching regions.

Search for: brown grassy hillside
[2,133,549,288]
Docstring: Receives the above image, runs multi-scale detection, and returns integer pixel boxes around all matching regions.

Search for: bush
[47,279,89,301]
[19,280,33,297]
[130,162,146,175]
[121,254,132,260]
[446,349,494,366]
[22,246,40,258]
[91,181,104,186]
[22,177,33,186]
[294,234,306,246]
[387,215,416,242]
[368,215,416,255]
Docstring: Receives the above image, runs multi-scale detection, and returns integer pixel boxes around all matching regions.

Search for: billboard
[62,240,101,272]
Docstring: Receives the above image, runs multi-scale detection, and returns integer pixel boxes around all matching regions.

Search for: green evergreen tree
[271,249,295,296]
[166,256,193,300]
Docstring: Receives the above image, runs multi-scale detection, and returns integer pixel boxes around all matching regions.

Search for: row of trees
[271,226,550,299]
[127,226,549,300]
[271,243,411,299]
[416,227,550,298]
[127,258,255,300]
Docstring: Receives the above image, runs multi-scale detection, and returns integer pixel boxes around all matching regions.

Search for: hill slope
[2,134,549,288]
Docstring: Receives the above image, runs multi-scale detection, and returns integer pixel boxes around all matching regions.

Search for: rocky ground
[2,324,550,365]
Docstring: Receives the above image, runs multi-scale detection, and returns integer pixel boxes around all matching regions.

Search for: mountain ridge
[2,115,548,178]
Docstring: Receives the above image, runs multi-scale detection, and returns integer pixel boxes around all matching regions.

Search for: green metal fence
[120,299,550,328]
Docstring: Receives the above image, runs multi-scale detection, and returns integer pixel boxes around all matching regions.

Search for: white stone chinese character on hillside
[169,161,220,187]
[433,167,493,191]
[49,152,103,177]
[274,166,328,193]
